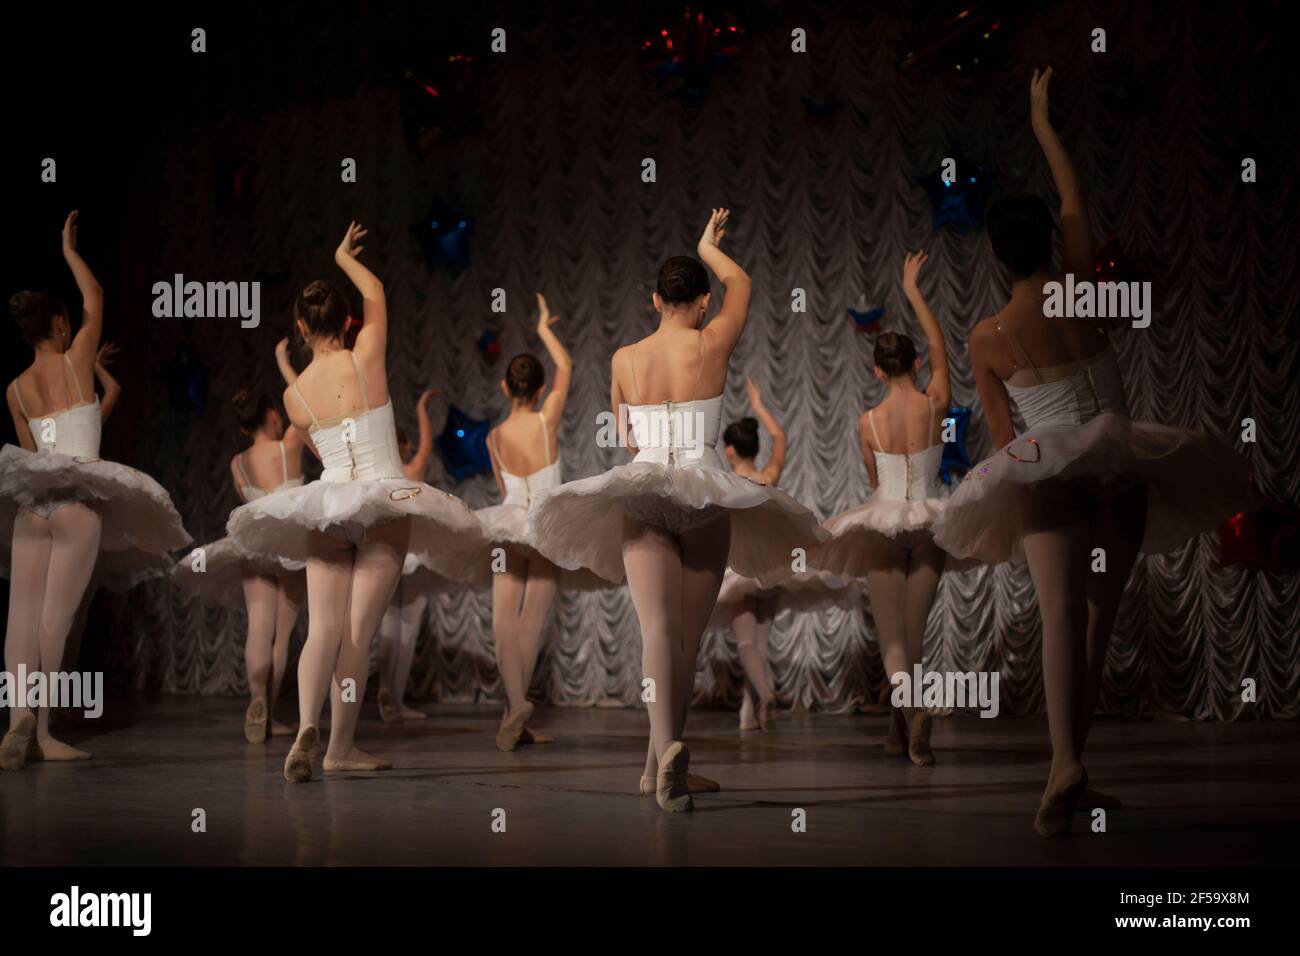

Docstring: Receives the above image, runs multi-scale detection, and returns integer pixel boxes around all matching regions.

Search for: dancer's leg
[270,575,302,719]
[392,590,428,717]
[517,555,558,692]
[867,552,911,727]
[241,572,278,742]
[675,515,730,740]
[325,517,408,768]
[902,537,945,763]
[492,551,529,715]
[31,504,101,759]
[734,597,772,713]
[375,598,404,722]
[2,511,52,769]
[622,517,682,767]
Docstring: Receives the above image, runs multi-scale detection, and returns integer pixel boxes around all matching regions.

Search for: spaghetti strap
[537,413,551,467]
[236,452,252,487]
[994,319,1045,384]
[349,351,370,411]
[290,380,321,430]
[10,380,31,420]
[868,408,883,450]
[628,346,644,405]
[63,353,87,404]
[278,441,290,482]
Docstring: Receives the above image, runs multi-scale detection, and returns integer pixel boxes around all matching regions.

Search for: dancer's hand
[745,376,764,409]
[902,250,928,296]
[417,387,441,409]
[335,220,368,263]
[1030,67,1053,133]
[95,342,119,369]
[536,293,560,334]
[62,210,79,253]
[697,208,730,256]
[275,336,291,362]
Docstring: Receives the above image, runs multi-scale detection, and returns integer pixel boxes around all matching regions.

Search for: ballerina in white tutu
[529,210,829,811]
[712,377,860,734]
[816,250,952,765]
[373,388,441,724]
[932,69,1258,834]
[227,222,487,782]
[171,378,308,744]
[1,212,190,770]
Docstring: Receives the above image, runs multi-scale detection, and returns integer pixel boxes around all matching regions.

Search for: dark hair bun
[231,389,274,434]
[873,332,918,378]
[656,256,710,306]
[10,290,67,346]
[986,194,1054,277]
[722,416,760,459]
[506,353,545,400]
[293,280,350,340]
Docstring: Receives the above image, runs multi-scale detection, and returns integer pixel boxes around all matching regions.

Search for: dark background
[2,1,1296,717]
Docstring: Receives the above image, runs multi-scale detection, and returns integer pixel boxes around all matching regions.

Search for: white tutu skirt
[0,444,191,586]
[932,413,1260,564]
[817,498,981,575]
[472,504,613,591]
[528,463,830,586]
[227,479,489,584]
[708,567,862,630]
[171,537,305,608]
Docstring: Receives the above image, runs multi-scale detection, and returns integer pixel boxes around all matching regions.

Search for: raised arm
[535,293,573,430]
[62,211,104,362]
[857,411,879,490]
[6,384,35,452]
[746,378,787,485]
[402,388,439,481]
[485,426,507,498]
[334,221,388,364]
[1030,67,1092,277]
[901,251,951,412]
[970,322,1016,450]
[94,342,122,421]
[697,209,752,354]
[274,336,298,385]
[611,349,638,458]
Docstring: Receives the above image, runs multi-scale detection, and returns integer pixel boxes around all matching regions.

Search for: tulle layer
[0,444,191,585]
[709,568,862,630]
[528,462,830,586]
[227,479,488,583]
[171,537,304,607]
[815,498,979,576]
[469,504,613,591]
[932,413,1260,564]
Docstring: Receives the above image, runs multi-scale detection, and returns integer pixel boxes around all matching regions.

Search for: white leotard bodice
[628,395,725,470]
[237,440,305,501]
[995,320,1129,431]
[290,352,405,483]
[865,403,944,502]
[11,355,101,459]
[492,413,562,508]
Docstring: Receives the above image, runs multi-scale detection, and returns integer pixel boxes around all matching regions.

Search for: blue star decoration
[435,404,492,481]
[916,151,994,234]
[939,405,973,486]
[411,199,473,271]
[847,306,885,334]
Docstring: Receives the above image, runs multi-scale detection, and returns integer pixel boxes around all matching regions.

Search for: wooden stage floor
[1,697,1296,866]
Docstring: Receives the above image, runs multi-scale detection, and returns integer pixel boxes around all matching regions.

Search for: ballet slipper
[1083,786,1122,811]
[323,749,393,772]
[656,741,693,812]
[518,726,553,745]
[907,711,935,767]
[0,714,37,771]
[883,707,907,755]
[398,704,428,721]
[29,736,91,762]
[495,702,534,752]
[377,688,403,724]
[283,725,319,783]
[269,720,295,737]
[1035,767,1088,837]
[639,772,720,795]
[244,698,269,744]
[758,696,777,733]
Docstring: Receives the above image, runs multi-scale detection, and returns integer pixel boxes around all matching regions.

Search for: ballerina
[712,377,860,734]
[816,250,953,765]
[171,370,308,744]
[374,388,441,724]
[1,212,190,770]
[529,209,829,811]
[932,69,1258,834]
[227,221,487,782]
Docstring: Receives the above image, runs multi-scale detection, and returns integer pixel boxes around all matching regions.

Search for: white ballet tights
[866,536,945,727]
[492,551,558,715]
[295,518,409,762]
[377,576,430,709]
[732,594,778,708]
[242,572,302,712]
[4,503,102,747]
[1021,480,1144,790]
[622,513,730,778]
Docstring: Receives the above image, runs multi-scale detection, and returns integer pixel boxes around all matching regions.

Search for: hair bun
[9,291,36,319]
